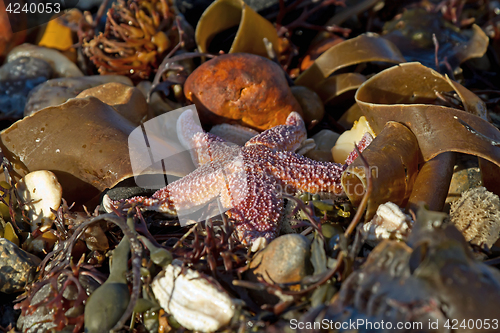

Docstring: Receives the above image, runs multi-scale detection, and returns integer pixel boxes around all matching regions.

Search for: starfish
[107,109,370,246]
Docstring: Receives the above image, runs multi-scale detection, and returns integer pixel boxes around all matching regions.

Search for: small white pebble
[16,170,62,231]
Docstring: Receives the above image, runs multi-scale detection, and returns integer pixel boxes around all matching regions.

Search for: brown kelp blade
[315,73,366,105]
[0,97,193,206]
[195,0,279,57]
[355,62,500,167]
[407,152,456,213]
[295,33,406,90]
[341,121,420,220]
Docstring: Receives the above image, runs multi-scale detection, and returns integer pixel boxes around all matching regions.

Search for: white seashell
[363,202,412,246]
[16,170,62,232]
[151,264,235,332]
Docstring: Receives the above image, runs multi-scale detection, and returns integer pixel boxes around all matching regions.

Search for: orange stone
[184,53,303,131]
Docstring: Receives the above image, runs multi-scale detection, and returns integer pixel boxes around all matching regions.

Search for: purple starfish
[107,110,370,247]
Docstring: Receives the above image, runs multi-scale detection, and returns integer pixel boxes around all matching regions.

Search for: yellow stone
[38,17,74,51]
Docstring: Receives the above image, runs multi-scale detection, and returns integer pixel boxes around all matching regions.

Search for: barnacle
[449,186,500,248]
[83,0,178,80]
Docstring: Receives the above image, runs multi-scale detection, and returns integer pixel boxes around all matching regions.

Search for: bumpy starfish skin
[344,132,373,165]
[114,110,349,245]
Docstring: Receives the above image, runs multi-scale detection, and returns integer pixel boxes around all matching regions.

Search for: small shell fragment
[363,202,412,246]
[151,264,234,332]
[15,170,62,231]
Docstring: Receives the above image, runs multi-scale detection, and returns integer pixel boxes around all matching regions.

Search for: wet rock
[246,234,312,303]
[0,238,41,293]
[250,234,312,283]
[24,75,133,116]
[0,57,53,118]
[1,97,192,206]
[76,82,149,125]
[184,53,303,131]
[0,57,53,81]
[7,44,83,78]
[290,86,324,125]
[101,178,158,205]
[209,123,259,146]
[312,129,340,152]
[305,129,340,162]
[0,79,45,118]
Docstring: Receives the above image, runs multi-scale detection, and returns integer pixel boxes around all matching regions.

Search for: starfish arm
[163,161,232,214]
[103,194,172,214]
[344,132,374,165]
[110,110,351,247]
[176,108,229,166]
[267,149,346,194]
[246,111,307,152]
[227,167,283,245]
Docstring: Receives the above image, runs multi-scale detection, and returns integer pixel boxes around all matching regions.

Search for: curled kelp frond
[355,62,500,207]
[341,121,420,220]
[294,33,406,90]
[195,0,279,57]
